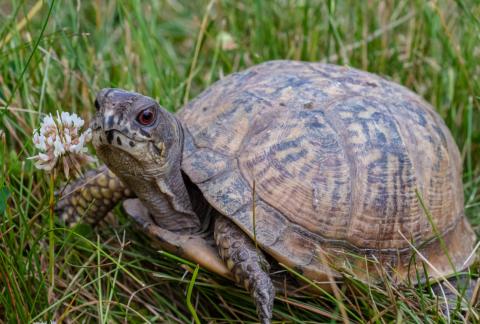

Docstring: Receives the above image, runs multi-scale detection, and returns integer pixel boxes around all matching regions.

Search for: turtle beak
[89,117,102,131]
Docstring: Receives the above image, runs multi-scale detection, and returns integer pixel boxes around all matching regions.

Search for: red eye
[137,108,156,126]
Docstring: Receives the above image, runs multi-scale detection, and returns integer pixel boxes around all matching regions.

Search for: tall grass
[0,0,479,322]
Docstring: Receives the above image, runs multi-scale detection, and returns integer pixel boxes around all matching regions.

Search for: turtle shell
[177,60,475,284]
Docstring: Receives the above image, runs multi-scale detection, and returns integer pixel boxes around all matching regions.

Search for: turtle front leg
[214,216,275,324]
[55,165,134,225]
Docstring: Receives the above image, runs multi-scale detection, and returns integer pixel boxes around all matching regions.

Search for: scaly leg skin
[214,216,275,324]
[432,274,479,313]
[55,165,134,225]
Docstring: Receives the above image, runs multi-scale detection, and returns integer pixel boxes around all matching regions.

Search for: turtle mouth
[92,128,161,174]
[92,128,148,148]
[93,129,147,163]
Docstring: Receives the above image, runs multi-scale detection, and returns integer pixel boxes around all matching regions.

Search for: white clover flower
[29,111,96,178]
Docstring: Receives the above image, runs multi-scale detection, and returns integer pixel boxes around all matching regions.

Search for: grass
[0,0,479,322]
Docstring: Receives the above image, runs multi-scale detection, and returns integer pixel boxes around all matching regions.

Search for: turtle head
[91,88,181,178]
[92,89,202,234]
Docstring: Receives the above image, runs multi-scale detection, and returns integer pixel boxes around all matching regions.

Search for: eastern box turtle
[56,60,476,323]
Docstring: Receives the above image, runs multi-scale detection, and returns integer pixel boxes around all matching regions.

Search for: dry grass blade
[183,0,216,105]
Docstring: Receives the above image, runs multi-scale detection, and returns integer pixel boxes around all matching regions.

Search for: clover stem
[48,171,56,304]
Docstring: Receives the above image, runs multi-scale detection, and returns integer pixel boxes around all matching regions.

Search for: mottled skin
[215,216,275,321]
[56,61,477,322]
[56,165,134,224]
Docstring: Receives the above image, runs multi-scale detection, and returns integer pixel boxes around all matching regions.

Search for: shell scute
[196,168,252,216]
[182,147,231,184]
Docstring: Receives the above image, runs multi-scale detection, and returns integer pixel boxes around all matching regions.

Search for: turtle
[56,60,477,323]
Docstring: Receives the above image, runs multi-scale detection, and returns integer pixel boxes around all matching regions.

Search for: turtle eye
[137,107,156,126]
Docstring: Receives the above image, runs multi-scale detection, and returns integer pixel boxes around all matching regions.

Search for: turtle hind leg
[430,274,479,314]
[55,165,134,225]
[214,215,275,324]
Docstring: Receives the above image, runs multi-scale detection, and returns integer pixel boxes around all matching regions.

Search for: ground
[0,0,479,323]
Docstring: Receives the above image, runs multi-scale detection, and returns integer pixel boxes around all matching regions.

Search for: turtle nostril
[89,119,102,131]
[94,99,100,111]
[105,130,114,144]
